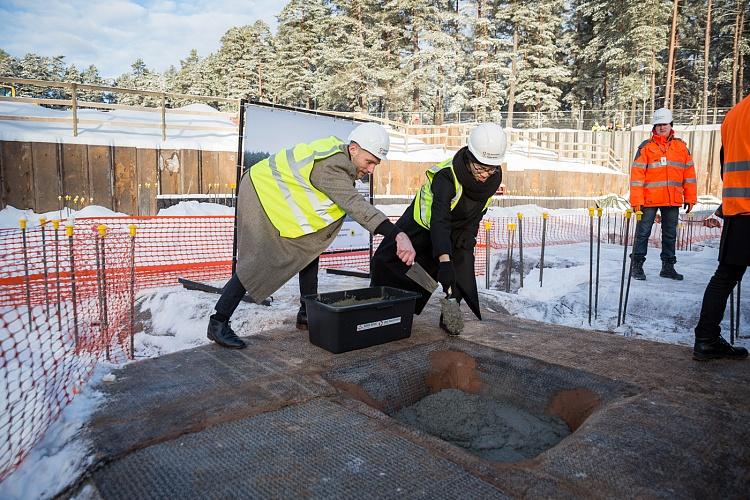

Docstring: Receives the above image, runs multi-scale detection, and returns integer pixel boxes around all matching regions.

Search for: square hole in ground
[325,339,639,463]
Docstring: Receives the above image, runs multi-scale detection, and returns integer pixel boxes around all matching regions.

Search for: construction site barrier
[0,211,723,481]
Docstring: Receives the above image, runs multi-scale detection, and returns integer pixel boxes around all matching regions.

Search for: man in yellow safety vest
[207,123,417,349]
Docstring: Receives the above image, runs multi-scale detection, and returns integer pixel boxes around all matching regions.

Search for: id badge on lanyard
[660,156,667,166]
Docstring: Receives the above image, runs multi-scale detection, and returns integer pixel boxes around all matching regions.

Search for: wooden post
[161,93,166,141]
[665,0,680,108]
[71,82,78,137]
[703,0,713,122]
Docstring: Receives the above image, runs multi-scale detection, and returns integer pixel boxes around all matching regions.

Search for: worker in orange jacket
[693,94,750,361]
[629,107,697,280]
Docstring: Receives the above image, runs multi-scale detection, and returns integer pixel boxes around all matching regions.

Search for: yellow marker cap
[97,224,107,237]
[588,207,595,217]
[543,212,549,220]
[19,218,27,230]
[635,210,643,221]
[52,220,60,229]
[128,224,137,237]
[597,208,603,216]
[517,212,523,220]
[483,220,492,230]
[65,224,74,237]
[39,216,47,225]
[625,209,633,219]
[509,223,517,230]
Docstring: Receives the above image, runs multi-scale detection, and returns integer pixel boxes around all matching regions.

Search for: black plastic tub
[302,286,420,354]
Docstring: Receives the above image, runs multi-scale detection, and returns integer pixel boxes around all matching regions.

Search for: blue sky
[0,0,286,78]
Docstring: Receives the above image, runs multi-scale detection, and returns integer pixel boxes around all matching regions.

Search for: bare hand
[395,232,416,266]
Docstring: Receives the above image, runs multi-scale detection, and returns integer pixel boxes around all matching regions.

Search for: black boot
[296,306,308,331]
[693,336,748,361]
[631,257,646,281]
[207,316,246,349]
[660,261,684,280]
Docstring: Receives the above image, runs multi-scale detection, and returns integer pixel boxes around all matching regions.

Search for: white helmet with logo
[652,108,673,125]
[468,123,507,166]
[347,122,390,160]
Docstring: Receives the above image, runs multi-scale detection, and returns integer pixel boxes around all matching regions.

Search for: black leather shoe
[660,261,684,280]
[207,318,246,349]
[693,336,748,361]
[296,307,308,331]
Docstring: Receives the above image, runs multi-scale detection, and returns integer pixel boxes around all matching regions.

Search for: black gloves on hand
[437,261,456,295]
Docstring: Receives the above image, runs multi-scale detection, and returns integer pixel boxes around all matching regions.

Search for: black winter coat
[370,151,501,319]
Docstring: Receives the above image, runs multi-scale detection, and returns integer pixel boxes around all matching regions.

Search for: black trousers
[214,257,320,319]
[694,263,746,340]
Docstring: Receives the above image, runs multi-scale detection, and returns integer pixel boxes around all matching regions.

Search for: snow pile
[0,205,126,229]
[0,101,236,151]
[157,201,233,216]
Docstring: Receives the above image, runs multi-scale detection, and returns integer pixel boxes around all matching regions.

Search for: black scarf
[452,147,502,201]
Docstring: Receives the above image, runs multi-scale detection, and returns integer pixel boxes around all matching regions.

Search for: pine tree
[213,21,274,104]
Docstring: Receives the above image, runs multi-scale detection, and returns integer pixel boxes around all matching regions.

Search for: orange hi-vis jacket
[629,131,698,208]
[721,94,750,216]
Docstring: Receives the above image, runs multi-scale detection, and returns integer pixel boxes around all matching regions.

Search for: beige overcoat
[235,144,388,301]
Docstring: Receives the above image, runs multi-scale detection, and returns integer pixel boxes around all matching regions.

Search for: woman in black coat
[370,124,507,331]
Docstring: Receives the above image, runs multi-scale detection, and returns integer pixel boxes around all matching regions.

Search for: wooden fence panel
[181,149,200,194]
[158,148,180,195]
[218,152,237,195]
[2,142,34,210]
[32,142,58,212]
[113,147,137,215]
[201,150,220,196]
[62,144,89,203]
[88,145,112,209]
[136,149,157,215]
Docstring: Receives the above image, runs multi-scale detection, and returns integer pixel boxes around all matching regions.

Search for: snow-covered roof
[0,101,237,151]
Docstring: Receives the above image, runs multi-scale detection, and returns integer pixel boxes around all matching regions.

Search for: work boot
[693,336,748,361]
[296,306,308,331]
[660,261,684,280]
[631,258,646,281]
[207,317,246,349]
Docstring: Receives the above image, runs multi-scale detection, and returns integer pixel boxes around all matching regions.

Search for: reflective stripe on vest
[250,136,347,238]
[412,159,492,229]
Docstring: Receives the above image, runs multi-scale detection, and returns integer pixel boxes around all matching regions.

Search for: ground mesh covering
[92,398,507,500]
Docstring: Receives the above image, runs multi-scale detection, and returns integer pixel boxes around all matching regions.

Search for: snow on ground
[481,239,749,348]
[156,200,233,216]
[0,364,112,500]
[0,102,236,151]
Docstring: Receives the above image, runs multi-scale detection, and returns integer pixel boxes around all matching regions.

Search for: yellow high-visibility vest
[413,159,492,229]
[250,136,347,238]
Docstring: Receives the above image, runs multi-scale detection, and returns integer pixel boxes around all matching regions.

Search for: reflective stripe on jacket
[721,95,750,216]
[413,159,492,229]
[250,136,347,238]
[629,132,698,208]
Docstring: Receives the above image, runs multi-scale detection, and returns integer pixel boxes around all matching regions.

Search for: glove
[437,261,456,295]
[632,205,641,213]
[683,203,694,213]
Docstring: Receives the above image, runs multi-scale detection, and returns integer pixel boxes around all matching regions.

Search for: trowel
[406,263,463,335]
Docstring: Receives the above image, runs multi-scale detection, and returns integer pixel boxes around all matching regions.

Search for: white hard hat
[652,108,673,125]
[468,123,507,166]
[347,122,390,160]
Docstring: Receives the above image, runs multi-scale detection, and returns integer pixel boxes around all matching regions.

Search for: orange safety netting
[0,211,723,481]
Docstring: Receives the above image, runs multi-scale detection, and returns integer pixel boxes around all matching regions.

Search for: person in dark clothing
[371,123,507,333]
[693,94,750,361]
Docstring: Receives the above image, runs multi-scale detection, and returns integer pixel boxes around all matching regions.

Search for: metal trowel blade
[405,262,438,293]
